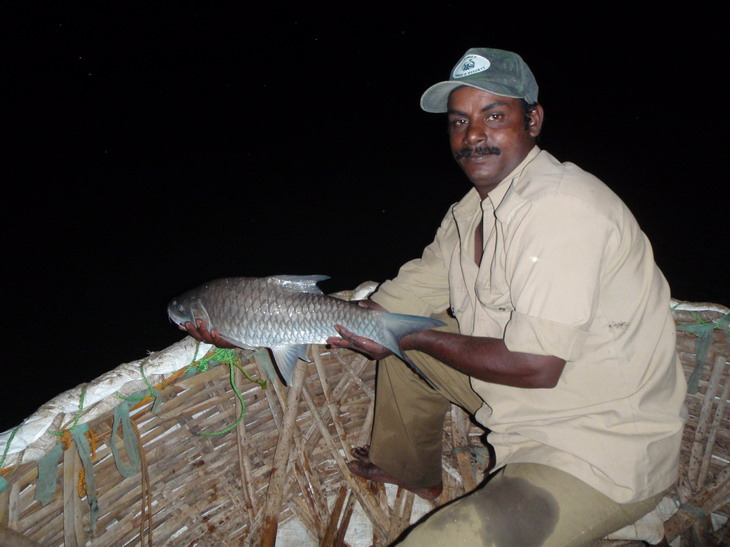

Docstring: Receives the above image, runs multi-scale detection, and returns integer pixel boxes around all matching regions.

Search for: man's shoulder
[516,150,622,209]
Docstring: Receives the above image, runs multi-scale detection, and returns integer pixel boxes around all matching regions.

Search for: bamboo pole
[688,353,727,490]
[697,356,729,487]
[62,440,85,545]
[256,359,308,546]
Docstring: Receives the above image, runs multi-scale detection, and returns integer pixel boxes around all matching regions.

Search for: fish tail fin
[378,312,446,389]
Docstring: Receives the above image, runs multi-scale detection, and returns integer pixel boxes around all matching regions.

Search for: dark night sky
[2,5,727,432]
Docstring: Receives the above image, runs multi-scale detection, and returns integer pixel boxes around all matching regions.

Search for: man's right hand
[179,319,237,349]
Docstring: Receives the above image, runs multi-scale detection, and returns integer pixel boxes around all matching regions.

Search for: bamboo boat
[1,288,728,546]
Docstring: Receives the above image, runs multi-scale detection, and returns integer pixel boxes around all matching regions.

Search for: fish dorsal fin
[267,275,330,295]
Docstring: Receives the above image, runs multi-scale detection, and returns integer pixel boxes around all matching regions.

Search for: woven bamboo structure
[1,299,728,546]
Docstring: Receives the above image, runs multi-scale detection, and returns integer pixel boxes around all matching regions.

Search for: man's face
[447,86,542,198]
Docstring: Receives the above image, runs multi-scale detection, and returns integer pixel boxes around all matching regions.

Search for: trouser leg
[396,462,666,547]
[368,316,483,488]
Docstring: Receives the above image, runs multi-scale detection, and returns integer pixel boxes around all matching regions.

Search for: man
[325,47,687,545]
[184,48,686,545]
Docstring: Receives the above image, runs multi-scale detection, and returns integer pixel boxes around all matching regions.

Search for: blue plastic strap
[70,424,99,531]
[34,442,64,506]
[111,400,141,478]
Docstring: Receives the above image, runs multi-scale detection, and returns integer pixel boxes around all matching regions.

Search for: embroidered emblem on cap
[453,54,491,79]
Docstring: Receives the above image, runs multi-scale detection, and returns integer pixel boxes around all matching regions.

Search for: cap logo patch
[453,54,491,79]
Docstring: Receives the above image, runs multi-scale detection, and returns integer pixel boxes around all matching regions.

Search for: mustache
[455,146,501,160]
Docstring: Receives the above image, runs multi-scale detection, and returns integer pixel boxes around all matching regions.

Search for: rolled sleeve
[504,311,588,361]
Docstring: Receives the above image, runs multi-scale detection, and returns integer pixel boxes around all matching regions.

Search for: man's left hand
[327,325,394,361]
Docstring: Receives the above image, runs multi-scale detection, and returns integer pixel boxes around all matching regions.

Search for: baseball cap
[420,48,539,112]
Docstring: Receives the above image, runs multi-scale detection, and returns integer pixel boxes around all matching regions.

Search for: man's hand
[327,324,394,361]
[179,319,237,349]
[326,300,394,360]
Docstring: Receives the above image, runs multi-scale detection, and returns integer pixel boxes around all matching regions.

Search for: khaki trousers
[367,317,665,545]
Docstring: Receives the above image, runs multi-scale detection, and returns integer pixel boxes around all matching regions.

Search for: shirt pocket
[474,227,514,332]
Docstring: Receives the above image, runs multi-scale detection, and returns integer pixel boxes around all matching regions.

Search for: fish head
[167,291,211,328]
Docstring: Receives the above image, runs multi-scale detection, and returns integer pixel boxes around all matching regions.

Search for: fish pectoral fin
[270,344,310,385]
[189,300,212,328]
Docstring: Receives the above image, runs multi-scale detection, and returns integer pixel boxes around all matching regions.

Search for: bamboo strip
[257,359,308,546]
[313,349,353,457]
[0,487,8,528]
[334,489,355,546]
[322,484,348,545]
[62,441,85,545]
[688,352,726,491]
[698,359,730,487]
[298,374,390,540]
[234,384,258,525]
[0,526,42,547]
[664,465,730,541]
[451,405,477,493]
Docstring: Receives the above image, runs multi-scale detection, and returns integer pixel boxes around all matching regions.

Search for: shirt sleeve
[502,193,617,360]
[371,212,454,316]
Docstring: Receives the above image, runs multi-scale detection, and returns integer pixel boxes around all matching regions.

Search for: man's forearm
[401,329,565,388]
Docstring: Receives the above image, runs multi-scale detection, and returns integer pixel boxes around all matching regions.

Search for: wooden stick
[698,356,729,487]
[298,373,391,539]
[322,485,349,546]
[234,361,258,526]
[451,406,477,493]
[665,464,730,542]
[62,439,85,545]
[257,359,308,546]
[688,353,726,490]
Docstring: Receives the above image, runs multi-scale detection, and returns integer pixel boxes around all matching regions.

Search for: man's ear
[528,104,544,137]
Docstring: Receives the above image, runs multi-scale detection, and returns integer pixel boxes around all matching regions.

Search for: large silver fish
[167,275,444,387]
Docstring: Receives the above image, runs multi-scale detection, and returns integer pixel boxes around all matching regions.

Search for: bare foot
[347,446,443,501]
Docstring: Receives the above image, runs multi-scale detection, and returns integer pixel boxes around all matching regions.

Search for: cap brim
[420,81,527,113]
[420,81,465,113]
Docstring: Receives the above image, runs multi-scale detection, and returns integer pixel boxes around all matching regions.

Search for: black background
[2,5,727,432]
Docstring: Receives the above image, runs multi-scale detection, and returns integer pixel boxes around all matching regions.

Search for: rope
[677,311,730,394]
[0,425,19,471]
[193,350,267,437]
[0,426,21,493]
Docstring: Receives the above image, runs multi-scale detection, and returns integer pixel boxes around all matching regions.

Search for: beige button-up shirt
[373,147,686,503]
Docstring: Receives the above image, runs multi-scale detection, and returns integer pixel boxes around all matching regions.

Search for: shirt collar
[452,145,541,219]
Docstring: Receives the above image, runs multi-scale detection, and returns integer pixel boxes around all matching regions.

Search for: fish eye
[177,304,185,313]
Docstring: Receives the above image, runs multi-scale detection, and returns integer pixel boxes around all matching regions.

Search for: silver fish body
[167,275,444,386]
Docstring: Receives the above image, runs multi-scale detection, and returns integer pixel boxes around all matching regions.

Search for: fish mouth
[167,300,185,325]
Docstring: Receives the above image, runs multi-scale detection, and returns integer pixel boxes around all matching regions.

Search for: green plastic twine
[0,425,20,494]
[193,349,267,437]
[48,384,87,436]
[677,311,730,394]
[138,358,164,414]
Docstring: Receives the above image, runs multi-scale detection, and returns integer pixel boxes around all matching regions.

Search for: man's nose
[465,119,487,145]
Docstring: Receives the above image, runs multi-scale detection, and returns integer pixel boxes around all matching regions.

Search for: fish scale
[168,275,445,386]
